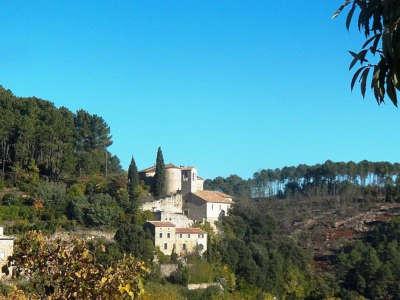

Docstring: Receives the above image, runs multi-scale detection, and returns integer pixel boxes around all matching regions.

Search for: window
[159,233,162,238]
[212,204,214,210]
[198,234,203,238]
[164,243,168,250]
[180,234,183,238]
[167,233,170,238]
[182,244,186,250]
[188,234,191,238]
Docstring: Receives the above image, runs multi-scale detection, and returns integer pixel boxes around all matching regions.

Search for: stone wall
[140,193,183,213]
[155,211,193,227]
[183,194,207,222]
[187,283,223,290]
[160,264,178,277]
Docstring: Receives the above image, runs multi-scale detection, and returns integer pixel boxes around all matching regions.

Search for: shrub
[1,193,22,206]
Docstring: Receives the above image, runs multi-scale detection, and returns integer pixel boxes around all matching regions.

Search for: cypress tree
[153,147,165,197]
[127,156,139,210]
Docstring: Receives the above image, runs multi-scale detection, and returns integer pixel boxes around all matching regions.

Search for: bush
[1,193,22,206]
[168,264,188,286]
[114,223,155,261]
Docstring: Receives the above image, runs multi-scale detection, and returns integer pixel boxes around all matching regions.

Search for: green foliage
[168,263,189,286]
[334,0,400,106]
[87,238,123,267]
[208,199,317,298]
[153,147,165,197]
[114,223,155,262]
[0,87,121,180]
[337,218,400,298]
[128,156,140,212]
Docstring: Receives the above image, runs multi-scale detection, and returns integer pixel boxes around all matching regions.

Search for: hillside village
[139,163,233,255]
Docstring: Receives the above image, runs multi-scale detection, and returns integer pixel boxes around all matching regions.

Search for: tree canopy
[0,87,121,181]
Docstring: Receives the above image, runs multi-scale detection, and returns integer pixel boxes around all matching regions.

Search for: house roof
[140,163,180,173]
[176,227,205,234]
[193,190,233,204]
[148,221,176,227]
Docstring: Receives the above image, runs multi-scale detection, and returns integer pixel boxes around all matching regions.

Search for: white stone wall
[156,211,193,228]
[0,238,13,277]
[196,178,204,192]
[154,226,176,255]
[175,232,207,256]
[205,202,232,229]
[206,202,231,219]
[141,193,183,213]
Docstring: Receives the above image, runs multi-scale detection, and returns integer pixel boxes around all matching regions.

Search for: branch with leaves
[333,0,400,106]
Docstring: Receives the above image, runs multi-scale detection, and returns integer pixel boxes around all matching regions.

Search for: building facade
[0,227,13,277]
[145,221,207,256]
[184,191,233,228]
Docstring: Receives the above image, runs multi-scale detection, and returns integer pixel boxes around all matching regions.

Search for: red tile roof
[175,227,205,234]
[193,191,233,204]
[140,163,180,173]
[148,221,176,227]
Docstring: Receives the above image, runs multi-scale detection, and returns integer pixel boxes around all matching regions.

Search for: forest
[205,160,400,200]
[2,88,400,298]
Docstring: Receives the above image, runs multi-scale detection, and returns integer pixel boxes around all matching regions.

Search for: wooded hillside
[0,87,121,181]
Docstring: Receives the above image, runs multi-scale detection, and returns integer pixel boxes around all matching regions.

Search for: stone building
[0,227,14,277]
[145,221,207,256]
[139,163,233,238]
[184,191,233,228]
[139,164,204,196]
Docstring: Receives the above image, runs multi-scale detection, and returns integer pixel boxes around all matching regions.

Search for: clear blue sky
[0,1,398,179]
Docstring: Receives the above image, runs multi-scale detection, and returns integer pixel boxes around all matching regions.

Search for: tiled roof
[175,227,205,234]
[140,163,180,173]
[148,221,176,227]
[193,190,233,204]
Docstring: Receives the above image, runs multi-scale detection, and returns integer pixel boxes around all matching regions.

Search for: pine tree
[127,156,139,210]
[153,147,165,197]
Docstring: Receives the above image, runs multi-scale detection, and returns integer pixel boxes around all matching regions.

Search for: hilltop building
[139,164,233,228]
[145,221,207,256]
[140,164,233,254]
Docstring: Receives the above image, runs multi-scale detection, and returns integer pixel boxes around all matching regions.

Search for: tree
[114,223,155,262]
[333,0,400,106]
[153,147,165,197]
[127,156,140,212]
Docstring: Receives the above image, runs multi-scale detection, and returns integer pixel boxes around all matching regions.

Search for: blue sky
[0,1,398,179]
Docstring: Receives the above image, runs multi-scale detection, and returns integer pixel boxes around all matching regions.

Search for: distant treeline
[205,160,400,199]
[0,87,121,180]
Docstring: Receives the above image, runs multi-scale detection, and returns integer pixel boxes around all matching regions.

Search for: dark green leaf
[346,2,356,30]
[360,67,369,97]
[351,67,366,90]
[386,74,398,106]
